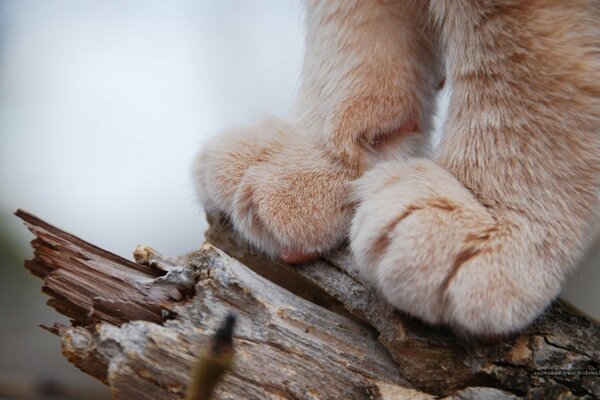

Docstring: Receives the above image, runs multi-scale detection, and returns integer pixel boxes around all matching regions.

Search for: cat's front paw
[350,160,562,337]
[233,153,351,263]
[193,117,353,263]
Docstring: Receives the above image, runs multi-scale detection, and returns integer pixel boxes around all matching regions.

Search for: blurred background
[0,1,597,399]
[0,0,303,398]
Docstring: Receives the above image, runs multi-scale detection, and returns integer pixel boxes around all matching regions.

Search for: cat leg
[193,0,439,262]
[351,0,600,336]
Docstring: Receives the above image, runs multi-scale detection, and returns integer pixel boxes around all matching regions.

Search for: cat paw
[193,117,353,263]
[192,117,287,217]
[350,159,562,337]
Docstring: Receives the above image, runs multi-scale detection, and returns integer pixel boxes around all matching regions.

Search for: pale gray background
[0,1,597,399]
[0,1,303,398]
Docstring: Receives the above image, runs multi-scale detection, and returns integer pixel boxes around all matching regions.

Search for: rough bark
[16,210,600,400]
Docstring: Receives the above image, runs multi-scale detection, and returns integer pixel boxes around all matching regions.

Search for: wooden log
[16,210,600,399]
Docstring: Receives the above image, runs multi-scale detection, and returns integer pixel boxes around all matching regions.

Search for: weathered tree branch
[16,210,600,399]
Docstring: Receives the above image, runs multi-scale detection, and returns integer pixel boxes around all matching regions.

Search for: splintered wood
[16,210,600,399]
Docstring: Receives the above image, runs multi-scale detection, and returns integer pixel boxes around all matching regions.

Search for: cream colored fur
[193,0,600,336]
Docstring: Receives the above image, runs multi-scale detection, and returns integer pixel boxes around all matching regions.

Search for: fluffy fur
[193,0,600,336]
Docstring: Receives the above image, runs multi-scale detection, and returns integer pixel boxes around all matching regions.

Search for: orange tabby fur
[193,0,600,336]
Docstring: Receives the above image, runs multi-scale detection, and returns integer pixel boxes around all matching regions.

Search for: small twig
[186,313,237,400]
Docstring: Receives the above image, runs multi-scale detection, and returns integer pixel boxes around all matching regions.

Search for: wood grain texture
[16,210,600,399]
